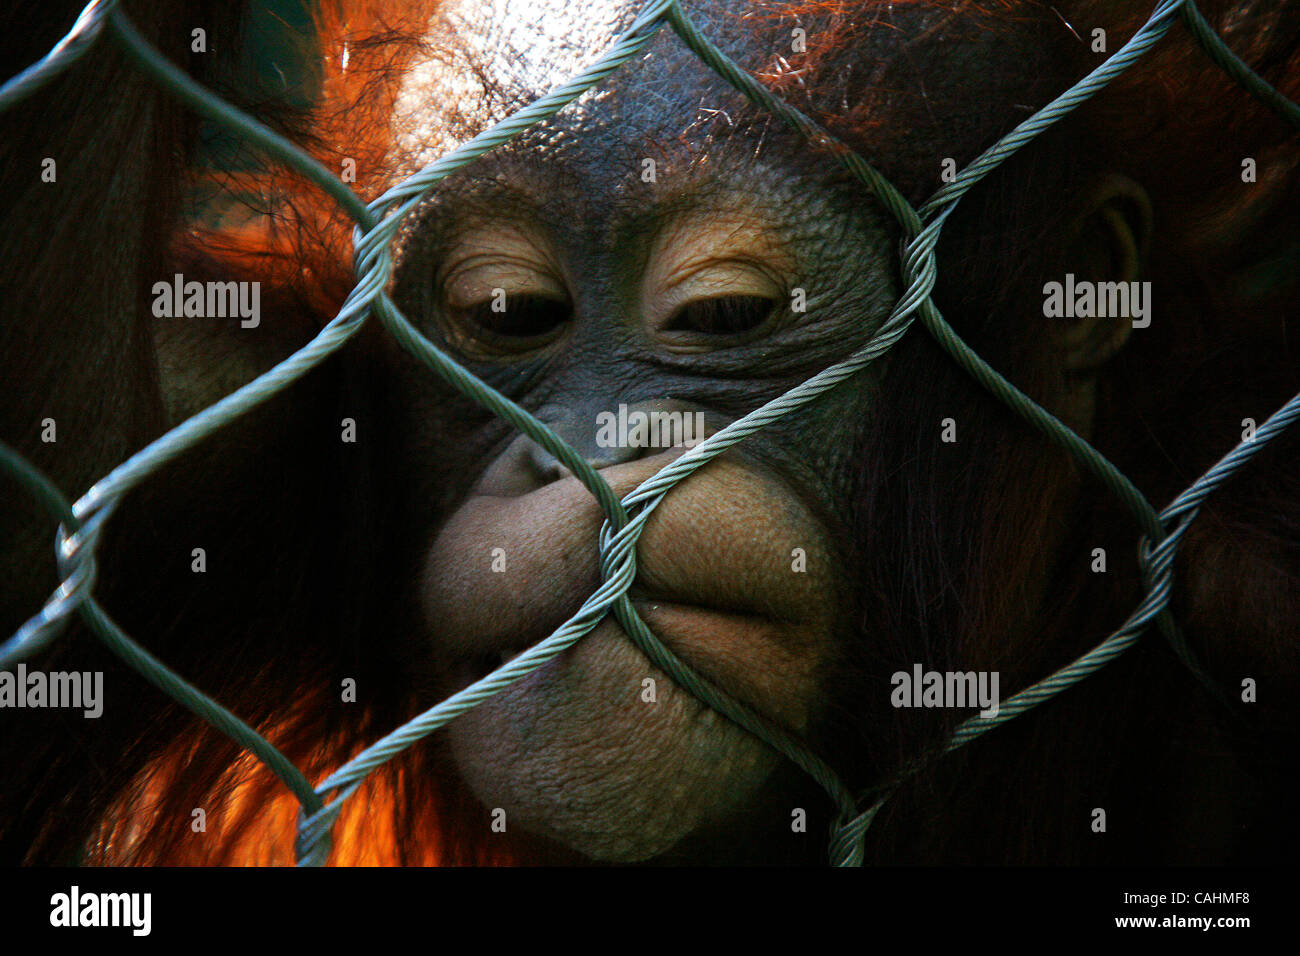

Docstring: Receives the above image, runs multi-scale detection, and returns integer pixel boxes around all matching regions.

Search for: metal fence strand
[0,0,118,110]
[0,0,1295,867]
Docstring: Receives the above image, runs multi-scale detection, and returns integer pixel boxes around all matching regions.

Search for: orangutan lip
[627,594,771,625]
[629,596,790,648]
[626,583,798,626]
[455,592,781,685]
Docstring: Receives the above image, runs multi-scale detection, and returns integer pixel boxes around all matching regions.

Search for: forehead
[388,0,805,177]
[378,1,1062,213]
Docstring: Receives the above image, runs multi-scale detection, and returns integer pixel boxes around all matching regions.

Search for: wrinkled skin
[147,0,1154,862]
[295,0,1087,860]
[3,0,1296,867]
[379,0,898,860]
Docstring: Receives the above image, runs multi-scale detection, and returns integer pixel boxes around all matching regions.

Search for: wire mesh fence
[0,0,1297,866]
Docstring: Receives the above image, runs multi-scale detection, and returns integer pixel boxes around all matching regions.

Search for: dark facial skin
[90,0,1150,864]
[309,0,1135,862]
[367,0,912,859]
[3,0,1295,869]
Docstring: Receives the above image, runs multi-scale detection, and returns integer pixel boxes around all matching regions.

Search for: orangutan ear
[1053,173,1153,371]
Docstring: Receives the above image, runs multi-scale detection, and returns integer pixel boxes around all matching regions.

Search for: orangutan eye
[457,293,572,343]
[643,215,792,349]
[439,233,571,355]
[663,294,777,337]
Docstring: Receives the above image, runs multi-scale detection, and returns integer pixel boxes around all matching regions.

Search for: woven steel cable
[1181,0,1300,129]
[830,388,1300,857]
[0,0,1294,867]
[0,0,117,110]
[662,0,1263,860]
